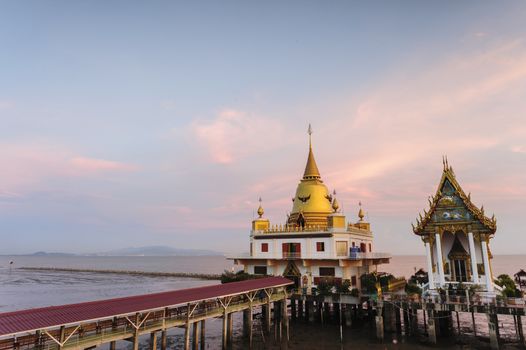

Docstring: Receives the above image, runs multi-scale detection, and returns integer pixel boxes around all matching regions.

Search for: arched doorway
[448,233,470,282]
[283,261,301,288]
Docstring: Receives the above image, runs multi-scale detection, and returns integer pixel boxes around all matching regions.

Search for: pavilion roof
[413,158,496,236]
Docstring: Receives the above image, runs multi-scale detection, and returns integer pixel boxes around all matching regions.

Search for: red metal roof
[0,276,292,337]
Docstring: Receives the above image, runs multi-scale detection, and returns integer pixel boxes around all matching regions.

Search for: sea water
[0,255,524,349]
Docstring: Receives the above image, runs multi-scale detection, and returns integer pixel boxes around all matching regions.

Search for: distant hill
[31,251,76,257]
[96,246,223,257]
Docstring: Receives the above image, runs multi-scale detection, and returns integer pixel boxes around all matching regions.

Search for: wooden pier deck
[0,277,293,350]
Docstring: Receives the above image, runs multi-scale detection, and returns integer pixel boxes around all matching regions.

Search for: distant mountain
[31,251,76,257]
[96,246,223,257]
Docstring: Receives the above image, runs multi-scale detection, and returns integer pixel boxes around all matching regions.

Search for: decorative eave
[412,158,497,235]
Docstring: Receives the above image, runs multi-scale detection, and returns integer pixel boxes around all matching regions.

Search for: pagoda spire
[303,124,321,180]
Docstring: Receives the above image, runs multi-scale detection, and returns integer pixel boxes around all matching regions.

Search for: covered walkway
[0,276,292,350]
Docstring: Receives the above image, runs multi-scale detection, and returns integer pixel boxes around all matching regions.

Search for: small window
[351,276,357,286]
[352,241,355,248]
[319,267,335,277]
[336,241,348,256]
[261,243,268,252]
[254,266,267,275]
[369,243,372,252]
[316,242,325,252]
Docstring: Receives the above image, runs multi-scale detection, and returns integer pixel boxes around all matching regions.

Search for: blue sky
[1,1,526,255]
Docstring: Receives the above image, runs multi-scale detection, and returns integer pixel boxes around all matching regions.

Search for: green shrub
[221,270,263,284]
[405,283,422,296]
[335,279,351,294]
[317,280,333,295]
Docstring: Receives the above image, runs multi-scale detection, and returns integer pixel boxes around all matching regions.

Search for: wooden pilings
[200,320,206,350]
[487,311,500,350]
[150,331,157,350]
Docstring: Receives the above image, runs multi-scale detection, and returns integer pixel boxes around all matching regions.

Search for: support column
[133,314,140,350]
[200,320,206,350]
[161,330,167,350]
[435,233,446,286]
[248,303,254,348]
[344,305,352,327]
[227,312,233,345]
[481,239,494,292]
[222,310,228,350]
[307,301,315,323]
[265,300,272,333]
[488,312,500,349]
[192,322,199,350]
[375,302,384,340]
[184,304,191,350]
[291,299,296,320]
[468,231,479,284]
[425,241,435,289]
[150,331,157,350]
[516,314,525,346]
[57,326,65,350]
[427,311,437,344]
[282,297,289,342]
[110,317,117,350]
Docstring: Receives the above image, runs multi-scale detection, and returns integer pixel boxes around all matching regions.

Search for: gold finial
[358,201,365,221]
[332,190,340,213]
[257,197,264,218]
[303,124,321,180]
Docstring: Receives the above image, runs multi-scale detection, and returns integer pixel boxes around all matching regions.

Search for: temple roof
[413,157,497,235]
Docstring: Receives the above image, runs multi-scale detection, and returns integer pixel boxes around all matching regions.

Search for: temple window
[369,243,372,252]
[336,241,348,256]
[351,276,357,286]
[319,267,335,276]
[254,266,267,275]
[261,243,268,252]
[316,242,325,252]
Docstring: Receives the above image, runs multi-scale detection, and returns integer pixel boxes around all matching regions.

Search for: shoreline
[18,266,221,280]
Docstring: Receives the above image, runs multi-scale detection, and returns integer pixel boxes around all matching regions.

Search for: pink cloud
[70,157,137,173]
[0,143,138,195]
[191,109,285,164]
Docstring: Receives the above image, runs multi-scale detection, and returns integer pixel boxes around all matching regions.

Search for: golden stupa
[287,125,333,228]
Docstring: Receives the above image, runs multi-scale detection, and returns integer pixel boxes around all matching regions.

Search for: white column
[425,241,435,289]
[435,233,446,286]
[468,232,479,284]
[481,240,494,292]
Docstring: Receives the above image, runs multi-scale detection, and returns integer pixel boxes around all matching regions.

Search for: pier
[0,277,292,350]
[289,291,526,349]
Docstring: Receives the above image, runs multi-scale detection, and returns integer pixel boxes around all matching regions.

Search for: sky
[1,1,525,255]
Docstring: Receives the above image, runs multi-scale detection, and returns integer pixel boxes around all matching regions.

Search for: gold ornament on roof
[358,201,365,221]
[257,197,264,218]
[332,190,340,213]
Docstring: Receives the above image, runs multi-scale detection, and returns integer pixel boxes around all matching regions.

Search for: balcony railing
[349,252,391,260]
[282,252,302,259]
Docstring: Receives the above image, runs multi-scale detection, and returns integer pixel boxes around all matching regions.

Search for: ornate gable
[413,158,497,236]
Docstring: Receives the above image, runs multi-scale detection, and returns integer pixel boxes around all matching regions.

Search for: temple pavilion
[413,157,498,294]
[232,126,391,290]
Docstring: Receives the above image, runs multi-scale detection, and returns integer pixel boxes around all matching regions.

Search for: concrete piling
[150,331,157,350]
[427,310,437,345]
[488,312,500,350]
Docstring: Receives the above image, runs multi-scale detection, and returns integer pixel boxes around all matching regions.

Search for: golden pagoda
[287,124,333,228]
